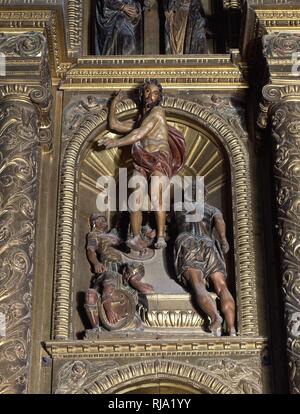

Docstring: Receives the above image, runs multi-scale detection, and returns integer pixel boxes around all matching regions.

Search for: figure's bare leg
[127,211,148,252]
[85,289,100,329]
[151,171,168,249]
[127,174,149,252]
[129,276,155,294]
[131,211,143,237]
[102,286,118,324]
[210,272,236,336]
[184,268,222,336]
[102,300,119,325]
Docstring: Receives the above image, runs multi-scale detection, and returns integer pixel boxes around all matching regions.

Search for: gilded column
[259,33,300,394]
[0,33,52,393]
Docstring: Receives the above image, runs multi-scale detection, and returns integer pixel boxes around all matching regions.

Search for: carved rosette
[260,84,300,394]
[0,34,52,394]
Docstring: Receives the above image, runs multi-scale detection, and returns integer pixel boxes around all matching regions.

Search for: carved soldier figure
[173,194,236,336]
[164,0,208,55]
[85,213,154,330]
[94,0,142,55]
[98,79,186,252]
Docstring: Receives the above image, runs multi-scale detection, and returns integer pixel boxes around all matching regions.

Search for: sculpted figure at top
[164,0,208,54]
[95,0,142,55]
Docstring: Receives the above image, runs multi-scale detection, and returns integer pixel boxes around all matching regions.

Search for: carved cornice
[60,55,247,91]
[0,32,52,87]
[241,5,300,65]
[248,1,300,5]
[54,97,257,340]
[254,8,300,32]
[45,336,267,359]
[0,9,72,79]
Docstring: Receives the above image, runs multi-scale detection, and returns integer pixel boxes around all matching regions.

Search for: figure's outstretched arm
[100,111,157,148]
[87,247,106,274]
[214,214,230,254]
[108,90,135,134]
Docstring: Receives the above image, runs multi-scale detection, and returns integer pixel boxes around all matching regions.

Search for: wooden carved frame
[53,97,258,340]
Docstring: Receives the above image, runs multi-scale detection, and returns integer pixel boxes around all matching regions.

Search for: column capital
[0,32,52,148]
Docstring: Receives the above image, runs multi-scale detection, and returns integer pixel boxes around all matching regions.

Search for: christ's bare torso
[139,107,170,154]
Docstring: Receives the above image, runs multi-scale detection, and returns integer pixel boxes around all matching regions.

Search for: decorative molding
[140,309,205,329]
[0,32,46,57]
[263,32,300,59]
[249,1,299,4]
[0,9,72,78]
[61,56,246,90]
[53,357,262,394]
[0,31,52,394]
[64,0,83,57]
[258,80,300,394]
[269,100,300,395]
[196,357,262,394]
[53,97,257,340]
[0,87,52,394]
[45,337,267,359]
[254,8,300,32]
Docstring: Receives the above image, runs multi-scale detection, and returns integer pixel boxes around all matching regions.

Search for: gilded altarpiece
[1,1,300,394]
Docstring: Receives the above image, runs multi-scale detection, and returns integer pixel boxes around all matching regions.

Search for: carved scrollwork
[262,85,282,104]
[62,96,106,143]
[57,358,261,394]
[268,101,300,394]
[0,67,52,392]
[0,32,46,57]
[197,358,262,394]
[0,85,52,145]
[263,33,300,59]
[0,100,37,393]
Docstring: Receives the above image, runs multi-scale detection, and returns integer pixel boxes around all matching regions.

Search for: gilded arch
[53,97,257,339]
[79,359,239,394]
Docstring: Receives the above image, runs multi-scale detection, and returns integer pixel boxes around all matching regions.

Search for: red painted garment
[131,125,186,179]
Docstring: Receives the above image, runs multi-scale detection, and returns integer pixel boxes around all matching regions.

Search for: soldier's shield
[99,289,136,331]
